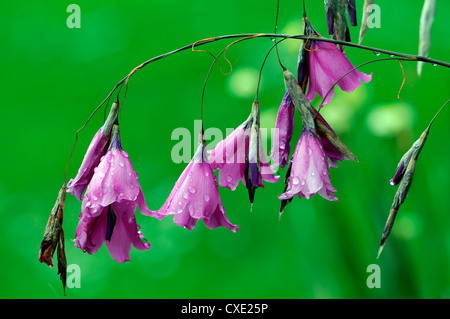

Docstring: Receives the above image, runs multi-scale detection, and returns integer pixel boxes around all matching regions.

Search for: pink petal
[307,40,372,106]
[67,129,110,201]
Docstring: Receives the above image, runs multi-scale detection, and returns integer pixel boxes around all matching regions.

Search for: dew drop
[99,172,105,179]
[203,194,210,202]
[307,147,312,155]
[203,170,210,177]
[86,201,91,207]
[300,180,305,186]
[119,193,124,197]
[322,168,328,175]
[107,154,115,163]
[374,51,381,56]
[119,162,124,167]
[226,175,233,183]
[433,63,437,66]
[93,195,98,201]
[292,177,300,185]
[311,171,315,176]
[121,151,129,158]
[177,208,183,214]
[183,192,189,200]
[188,186,197,194]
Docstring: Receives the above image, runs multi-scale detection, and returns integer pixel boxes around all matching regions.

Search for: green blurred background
[1,0,449,299]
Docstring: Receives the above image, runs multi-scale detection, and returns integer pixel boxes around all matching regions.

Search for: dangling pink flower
[67,101,119,201]
[270,92,295,171]
[74,125,154,263]
[157,140,238,232]
[279,129,337,201]
[302,16,372,107]
[208,101,279,204]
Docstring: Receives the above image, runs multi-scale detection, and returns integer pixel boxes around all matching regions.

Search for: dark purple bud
[345,26,351,42]
[390,161,405,186]
[326,7,335,35]
[347,0,357,26]
[249,162,259,188]
[105,206,117,241]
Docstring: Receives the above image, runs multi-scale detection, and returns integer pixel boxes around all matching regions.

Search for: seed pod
[417,0,436,77]
[324,0,352,51]
[39,184,67,293]
[378,129,429,258]
[359,0,375,44]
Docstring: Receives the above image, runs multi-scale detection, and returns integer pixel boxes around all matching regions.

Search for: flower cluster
[271,14,371,217]
[46,10,373,269]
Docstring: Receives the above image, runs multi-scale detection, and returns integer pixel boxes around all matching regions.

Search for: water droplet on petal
[177,208,183,214]
[203,194,210,202]
[183,192,189,200]
[226,175,233,183]
[189,187,196,194]
[307,147,312,155]
[203,170,210,177]
[93,195,98,201]
[292,177,300,185]
[119,162,124,167]
[107,154,115,163]
[121,151,129,158]
[322,168,328,175]
[86,201,91,207]
[374,51,381,56]
[300,180,305,186]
